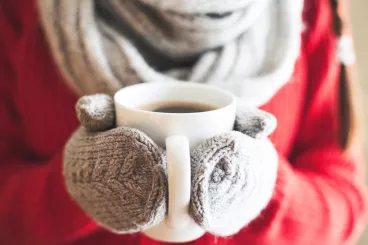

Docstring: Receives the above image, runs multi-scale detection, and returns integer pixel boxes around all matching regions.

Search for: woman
[0,0,367,245]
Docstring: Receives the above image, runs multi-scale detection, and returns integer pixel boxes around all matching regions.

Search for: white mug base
[143,220,206,243]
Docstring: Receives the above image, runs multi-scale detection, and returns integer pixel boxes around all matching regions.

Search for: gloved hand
[64,94,278,237]
[63,94,168,233]
[190,108,278,236]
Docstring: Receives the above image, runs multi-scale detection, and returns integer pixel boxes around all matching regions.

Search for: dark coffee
[140,101,217,113]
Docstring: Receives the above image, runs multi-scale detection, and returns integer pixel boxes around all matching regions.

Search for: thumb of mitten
[234,108,277,139]
[76,94,115,131]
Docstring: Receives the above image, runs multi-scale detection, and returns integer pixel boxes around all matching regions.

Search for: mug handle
[165,135,191,229]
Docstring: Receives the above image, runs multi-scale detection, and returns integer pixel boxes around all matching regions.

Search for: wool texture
[190,131,278,236]
[76,94,116,131]
[38,0,304,107]
[64,95,168,233]
[64,94,276,234]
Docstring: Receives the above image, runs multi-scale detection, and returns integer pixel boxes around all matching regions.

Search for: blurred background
[349,1,368,244]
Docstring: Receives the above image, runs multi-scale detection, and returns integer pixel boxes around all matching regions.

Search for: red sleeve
[237,1,368,244]
[0,2,99,244]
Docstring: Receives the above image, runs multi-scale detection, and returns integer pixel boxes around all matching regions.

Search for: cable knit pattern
[64,127,167,233]
[190,120,278,236]
[64,94,279,235]
[63,95,168,233]
[190,132,249,232]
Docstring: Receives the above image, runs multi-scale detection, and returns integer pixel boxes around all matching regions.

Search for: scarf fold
[38,0,303,107]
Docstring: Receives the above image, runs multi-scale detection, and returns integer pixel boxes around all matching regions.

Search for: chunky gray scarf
[38,0,303,107]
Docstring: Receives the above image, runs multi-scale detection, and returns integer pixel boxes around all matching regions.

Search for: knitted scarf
[38,0,304,107]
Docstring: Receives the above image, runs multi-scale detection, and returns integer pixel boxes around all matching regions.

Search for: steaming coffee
[140,101,217,113]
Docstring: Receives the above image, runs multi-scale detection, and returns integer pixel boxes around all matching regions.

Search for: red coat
[0,0,367,245]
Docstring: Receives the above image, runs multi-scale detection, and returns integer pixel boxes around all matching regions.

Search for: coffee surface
[139,101,217,113]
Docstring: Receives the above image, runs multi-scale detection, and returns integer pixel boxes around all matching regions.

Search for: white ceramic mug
[114,82,236,243]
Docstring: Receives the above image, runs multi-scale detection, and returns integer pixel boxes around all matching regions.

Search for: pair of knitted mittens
[64,94,277,236]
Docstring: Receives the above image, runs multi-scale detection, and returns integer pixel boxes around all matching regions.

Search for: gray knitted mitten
[64,94,167,233]
[190,109,278,236]
[234,108,277,139]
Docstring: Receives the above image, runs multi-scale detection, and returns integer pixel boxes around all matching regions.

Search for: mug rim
[114,82,236,116]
